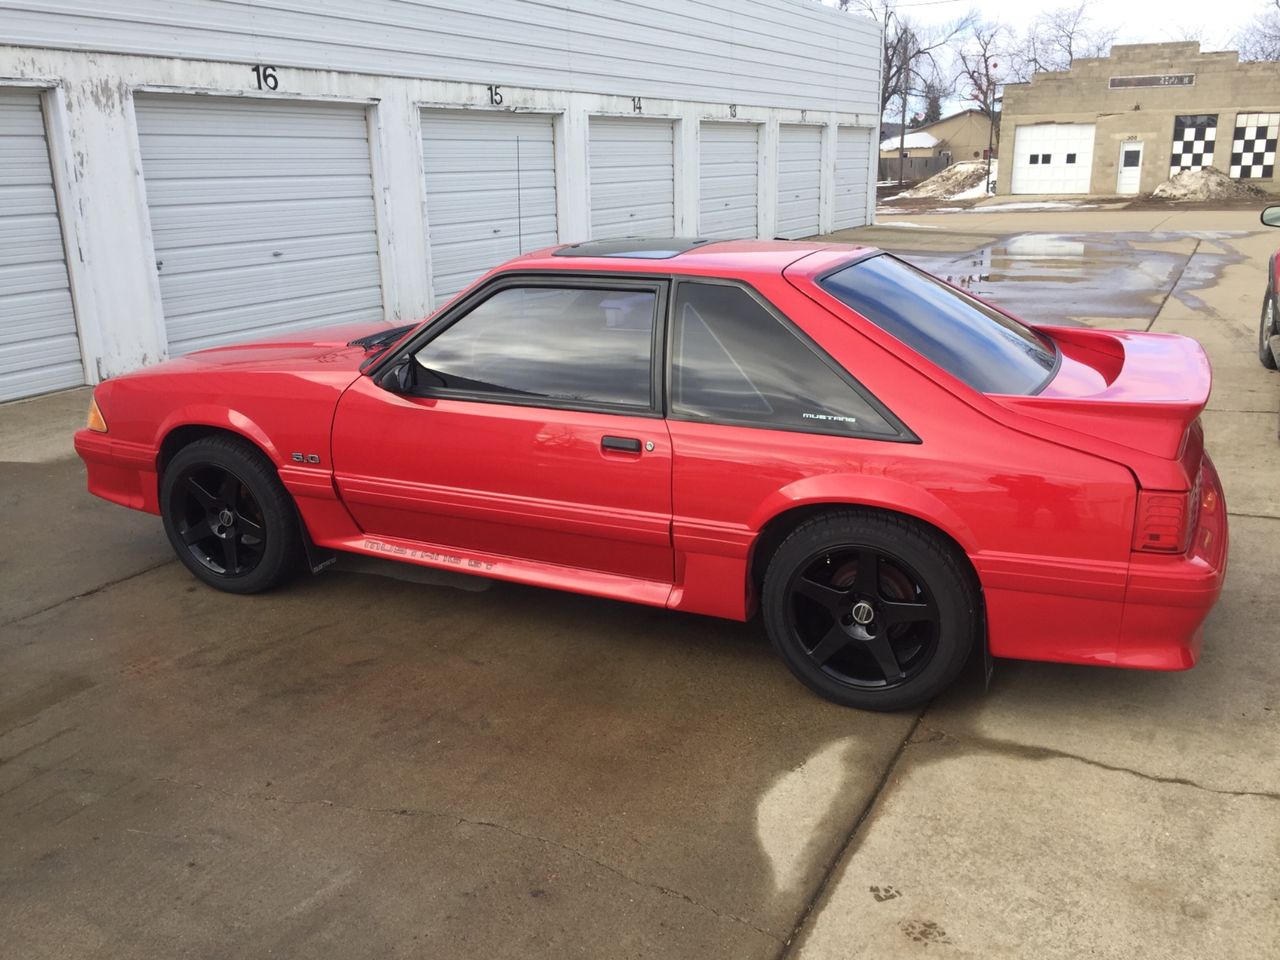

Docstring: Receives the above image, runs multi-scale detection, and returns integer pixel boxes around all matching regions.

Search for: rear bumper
[1115,455,1229,669]
[74,429,161,515]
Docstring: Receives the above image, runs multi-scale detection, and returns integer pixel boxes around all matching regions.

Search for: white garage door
[422,111,557,304]
[589,117,675,239]
[699,122,759,239]
[1011,123,1096,195]
[777,124,823,239]
[135,95,384,356]
[0,89,82,401]
[833,126,873,231]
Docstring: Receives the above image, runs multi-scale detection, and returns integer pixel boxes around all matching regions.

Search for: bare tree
[1008,2,1118,81]
[1238,1,1280,60]
[955,22,1011,119]
[839,1,975,114]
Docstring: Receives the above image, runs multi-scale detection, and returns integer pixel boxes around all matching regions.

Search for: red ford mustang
[75,239,1227,710]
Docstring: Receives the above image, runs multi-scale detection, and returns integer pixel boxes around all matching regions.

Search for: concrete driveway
[2,208,1277,959]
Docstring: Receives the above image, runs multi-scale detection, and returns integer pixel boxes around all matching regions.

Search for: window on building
[1029,154,1040,165]
[1041,153,1052,164]
[1066,153,1077,164]
[413,284,657,409]
[669,282,898,438]
[1123,150,1141,168]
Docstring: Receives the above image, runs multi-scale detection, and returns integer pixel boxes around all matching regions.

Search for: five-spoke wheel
[160,435,302,593]
[172,465,268,577]
[763,511,977,711]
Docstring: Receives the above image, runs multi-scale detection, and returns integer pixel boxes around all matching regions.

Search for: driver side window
[413,284,658,409]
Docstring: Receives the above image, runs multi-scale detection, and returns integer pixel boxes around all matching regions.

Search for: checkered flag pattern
[1230,113,1279,179]
[1169,115,1216,177]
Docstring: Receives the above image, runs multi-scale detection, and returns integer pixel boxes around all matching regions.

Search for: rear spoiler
[991,327,1211,461]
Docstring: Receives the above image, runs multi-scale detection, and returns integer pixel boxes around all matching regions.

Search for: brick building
[996,42,1280,196]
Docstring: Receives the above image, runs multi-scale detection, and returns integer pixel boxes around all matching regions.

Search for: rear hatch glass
[820,254,1058,395]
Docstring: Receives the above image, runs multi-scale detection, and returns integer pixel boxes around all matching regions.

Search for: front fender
[153,404,287,467]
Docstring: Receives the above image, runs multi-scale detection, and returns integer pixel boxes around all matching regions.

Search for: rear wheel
[762,510,978,711]
[160,436,302,593]
[1260,290,1278,370]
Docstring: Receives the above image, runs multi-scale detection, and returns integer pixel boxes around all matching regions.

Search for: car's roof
[501,237,876,279]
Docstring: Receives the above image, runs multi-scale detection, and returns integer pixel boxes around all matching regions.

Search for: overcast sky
[835,0,1266,50]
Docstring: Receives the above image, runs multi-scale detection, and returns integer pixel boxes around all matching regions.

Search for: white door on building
[422,111,557,304]
[1116,141,1144,195]
[698,122,759,239]
[589,117,675,239]
[0,88,83,401]
[777,124,823,238]
[134,95,384,356]
[1010,123,1096,194]
[833,126,874,231]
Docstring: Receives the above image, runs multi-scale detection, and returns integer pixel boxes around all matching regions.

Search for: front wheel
[1260,290,1278,370]
[160,435,303,594]
[762,510,978,711]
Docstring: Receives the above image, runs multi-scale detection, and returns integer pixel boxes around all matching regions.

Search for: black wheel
[762,510,978,711]
[1260,290,1278,370]
[160,435,303,594]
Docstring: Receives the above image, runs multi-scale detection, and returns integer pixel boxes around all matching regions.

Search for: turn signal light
[1133,489,1191,553]
[86,396,108,433]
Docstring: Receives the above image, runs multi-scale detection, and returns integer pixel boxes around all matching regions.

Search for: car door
[330,276,674,586]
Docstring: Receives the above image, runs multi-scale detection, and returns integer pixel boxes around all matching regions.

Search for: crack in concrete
[151,775,781,943]
[773,714,924,960]
[1146,239,1202,332]
[1227,511,1280,521]
[916,725,1280,801]
[2,558,175,629]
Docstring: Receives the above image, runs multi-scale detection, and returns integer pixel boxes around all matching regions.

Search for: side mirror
[376,356,415,393]
[1262,205,1280,228]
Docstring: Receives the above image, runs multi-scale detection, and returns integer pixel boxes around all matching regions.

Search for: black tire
[160,435,303,594]
[1260,290,1278,370]
[761,509,978,712]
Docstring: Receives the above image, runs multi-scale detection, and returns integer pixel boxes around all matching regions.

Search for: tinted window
[820,255,1056,395]
[414,285,655,408]
[670,282,898,438]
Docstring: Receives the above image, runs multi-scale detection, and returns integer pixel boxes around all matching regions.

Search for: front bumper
[1115,454,1229,669]
[73,429,161,515]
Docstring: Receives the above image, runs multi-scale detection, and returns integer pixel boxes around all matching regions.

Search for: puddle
[890,232,1245,327]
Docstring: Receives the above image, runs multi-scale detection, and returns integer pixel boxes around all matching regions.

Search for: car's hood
[165,320,408,374]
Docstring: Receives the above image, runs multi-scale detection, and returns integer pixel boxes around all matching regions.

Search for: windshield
[819,254,1058,396]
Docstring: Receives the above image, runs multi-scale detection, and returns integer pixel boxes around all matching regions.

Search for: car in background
[75,238,1227,711]
[1259,205,1280,371]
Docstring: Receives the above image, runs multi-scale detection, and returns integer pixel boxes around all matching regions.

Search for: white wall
[0,0,881,115]
[0,1,880,389]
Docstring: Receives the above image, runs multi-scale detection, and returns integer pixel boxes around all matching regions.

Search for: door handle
[601,435,642,453]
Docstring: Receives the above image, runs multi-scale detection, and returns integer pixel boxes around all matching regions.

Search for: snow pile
[892,160,996,201]
[1151,167,1267,201]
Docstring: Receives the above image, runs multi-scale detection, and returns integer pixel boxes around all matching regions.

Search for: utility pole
[898,84,908,187]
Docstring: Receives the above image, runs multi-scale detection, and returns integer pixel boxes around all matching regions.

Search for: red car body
[76,240,1227,680]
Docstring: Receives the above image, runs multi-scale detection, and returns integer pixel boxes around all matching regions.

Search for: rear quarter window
[819,254,1057,396]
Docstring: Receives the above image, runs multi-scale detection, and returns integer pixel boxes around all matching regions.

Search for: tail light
[1133,479,1199,554]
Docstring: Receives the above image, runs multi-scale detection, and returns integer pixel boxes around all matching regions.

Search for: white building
[0,0,881,402]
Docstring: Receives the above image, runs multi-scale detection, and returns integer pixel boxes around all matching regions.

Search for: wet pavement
[2,207,1278,959]
[888,231,1245,329]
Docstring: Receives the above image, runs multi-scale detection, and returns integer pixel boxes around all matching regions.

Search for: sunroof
[552,237,718,259]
